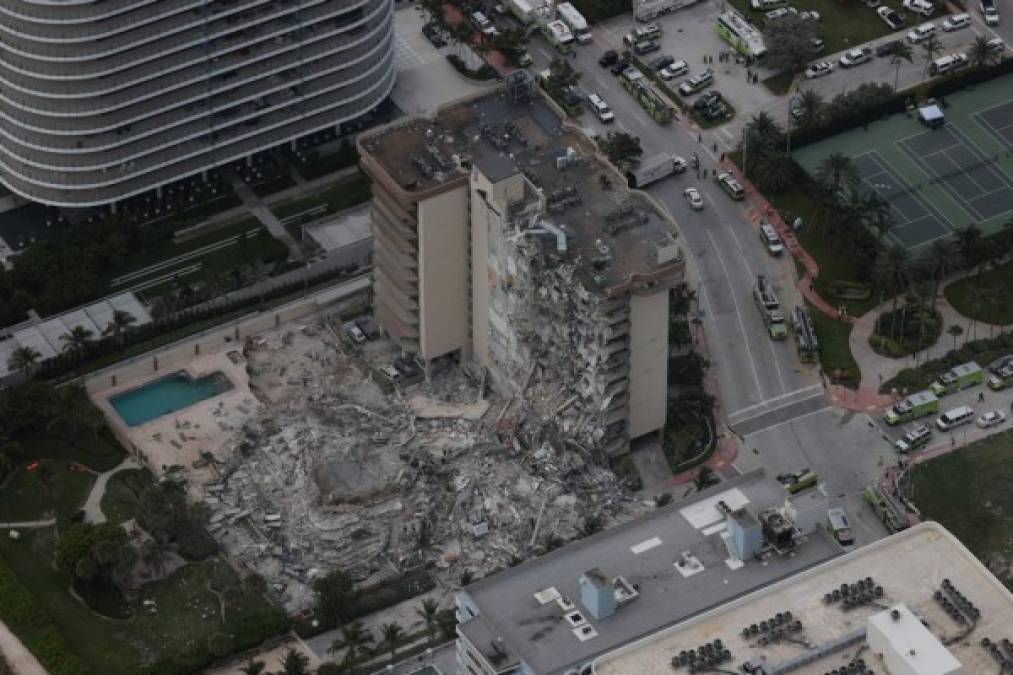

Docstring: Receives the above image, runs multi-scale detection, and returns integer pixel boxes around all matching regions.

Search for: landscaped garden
[869,303,942,357]
[806,303,859,385]
[945,258,1013,327]
[271,173,372,239]
[725,0,897,54]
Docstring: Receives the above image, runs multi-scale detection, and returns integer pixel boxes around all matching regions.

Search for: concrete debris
[205,318,647,613]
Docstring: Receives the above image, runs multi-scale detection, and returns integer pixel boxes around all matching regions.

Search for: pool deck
[91,351,259,480]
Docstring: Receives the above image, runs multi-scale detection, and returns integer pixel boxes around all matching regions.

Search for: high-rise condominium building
[0,0,395,207]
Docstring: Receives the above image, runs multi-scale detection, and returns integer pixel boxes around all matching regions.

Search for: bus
[716,10,767,58]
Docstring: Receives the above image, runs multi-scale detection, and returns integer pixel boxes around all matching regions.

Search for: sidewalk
[82,457,138,525]
[230,175,303,260]
[0,621,47,675]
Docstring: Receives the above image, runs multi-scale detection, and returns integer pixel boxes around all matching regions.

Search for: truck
[884,390,939,426]
[826,508,855,547]
[625,151,687,189]
[619,67,675,124]
[541,19,575,52]
[929,361,984,396]
[753,275,788,340]
[507,0,544,24]
[633,0,703,22]
[778,468,818,495]
[988,363,1013,390]
[555,2,592,44]
[791,306,818,362]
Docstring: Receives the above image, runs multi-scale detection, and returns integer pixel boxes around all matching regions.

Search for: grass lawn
[0,528,286,675]
[109,218,286,299]
[296,143,359,181]
[28,430,126,472]
[100,468,153,525]
[726,0,897,54]
[271,174,372,231]
[944,260,1013,326]
[0,459,94,522]
[911,428,1013,589]
[765,183,881,316]
[808,303,859,384]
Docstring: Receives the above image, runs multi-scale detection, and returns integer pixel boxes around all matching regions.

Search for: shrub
[446,54,496,80]
[870,304,942,357]
[882,331,1013,393]
[610,454,643,491]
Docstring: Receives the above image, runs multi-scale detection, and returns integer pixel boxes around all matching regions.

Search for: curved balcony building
[0,0,396,207]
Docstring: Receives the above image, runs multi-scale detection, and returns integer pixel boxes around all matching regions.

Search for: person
[978,391,985,402]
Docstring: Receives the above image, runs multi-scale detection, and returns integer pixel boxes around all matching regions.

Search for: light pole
[786,93,801,156]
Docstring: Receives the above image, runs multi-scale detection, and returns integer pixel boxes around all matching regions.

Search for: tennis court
[793,74,1013,249]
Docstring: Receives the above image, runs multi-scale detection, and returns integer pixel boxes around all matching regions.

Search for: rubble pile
[205,321,646,613]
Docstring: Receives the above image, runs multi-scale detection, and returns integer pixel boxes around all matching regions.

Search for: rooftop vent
[580,568,616,620]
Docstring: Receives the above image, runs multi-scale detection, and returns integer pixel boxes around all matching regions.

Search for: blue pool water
[110,371,233,427]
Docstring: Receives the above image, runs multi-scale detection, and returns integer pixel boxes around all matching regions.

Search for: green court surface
[794,74,1013,250]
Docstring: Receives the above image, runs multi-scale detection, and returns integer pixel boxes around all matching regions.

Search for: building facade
[0,0,396,207]
[357,82,685,456]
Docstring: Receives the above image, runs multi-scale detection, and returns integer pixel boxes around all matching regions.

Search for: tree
[578,512,605,537]
[490,27,528,66]
[316,664,343,675]
[103,309,137,344]
[920,239,963,310]
[889,40,914,91]
[873,244,912,339]
[743,112,785,177]
[416,598,440,645]
[56,522,136,585]
[969,34,1000,68]
[547,57,580,91]
[598,132,643,169]
[208,632,232,659]
[328,621,373,675]
[379,621,405,660]
[794,88,824,129]
[753,150,796,194]
[814,153,858,201]
[244,572,268,597]
[313,568,355,627]
[141,536,170,578]
[59,325,94,355]
[954,224,985,272]
[762,16,818,73]
[947,324,964,350]
[278,648,311,675]
[7,346,41,379]
[239,660,266,675]
[694,465,719,491]
[920,34,943,77]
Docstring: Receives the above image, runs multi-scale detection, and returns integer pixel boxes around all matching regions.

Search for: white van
[470,11,497,35]
[929,52,968,75]
[588,94,615,123]
[936,405,974,431]
[942,12,971,30]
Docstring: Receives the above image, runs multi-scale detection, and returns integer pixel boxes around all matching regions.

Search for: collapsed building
[358,73,686,457]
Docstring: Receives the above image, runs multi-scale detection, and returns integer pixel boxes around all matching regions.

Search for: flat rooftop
[459,470,841,675]
[358,84,683,295]
[593,522,1013,675]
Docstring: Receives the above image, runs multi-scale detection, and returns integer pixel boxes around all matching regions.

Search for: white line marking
[630,537,663,554]
[741,406,832,436]
[727,384,823,419]
[705,228,764,399]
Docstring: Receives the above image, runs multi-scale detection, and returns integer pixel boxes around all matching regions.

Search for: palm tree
[239,660,267,675]
[890,40,914,91]
[844,188,893,239]
[920,239,963,310]
[328,621,373,675]
[954,224,984,275]
[694,465,719,491]
[416,598,440,645]
[920,34,943,78]
[548,57,580,90]
[969,34,1000,68]
[379,622,405,661]
[59,325,94,356]
[814,153,858,202]
[794,88,824,129]
[103,309,136,344]
[1002,217,1013,259]
[873,244,912,340]
[7,345,41,379]
[754,150,796,194]
[277,648,310,675]
[747,111,783,146]
[947,324,964,350]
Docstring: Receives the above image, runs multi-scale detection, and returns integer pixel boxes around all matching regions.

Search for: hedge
[0,556,88,675]
[881,331,1013,394]
[446,54,497,81]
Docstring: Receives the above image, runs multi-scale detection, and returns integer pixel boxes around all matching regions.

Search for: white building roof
[867,604,962,675]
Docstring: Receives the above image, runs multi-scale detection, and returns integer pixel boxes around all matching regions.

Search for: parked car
[894,425,932,453]
[692,90,722,110]
[987,37,1006,52]
[678,69,714,95]
[660,60,689,79]
[941,12,970,30]
[799,10,821,20]
[649,54,676,71]
[980,0,999,25]
[839,47,873,67]
[863,0,882,7]
[811,37,826,52]
[684,187,704,210]
[878,5,905,29]
[907,22,937,43]
[977,410,1006,428]
[876,39,904,56]
[599,49,619,67]
[344,323,366,343]
[634,39,660,55]
[903,0,934,15]
[610,59,629,75]
[702,102,729,120]
[765,6,798,20]
[805,61,834,78]
[380,364,401,381]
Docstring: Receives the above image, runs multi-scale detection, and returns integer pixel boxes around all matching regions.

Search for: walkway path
[82,457,139,525]
[0,519,54,529]
[230,175,304,260]
[0,621,48,675]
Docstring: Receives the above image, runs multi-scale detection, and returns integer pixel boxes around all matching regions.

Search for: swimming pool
[109,371,233,427]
